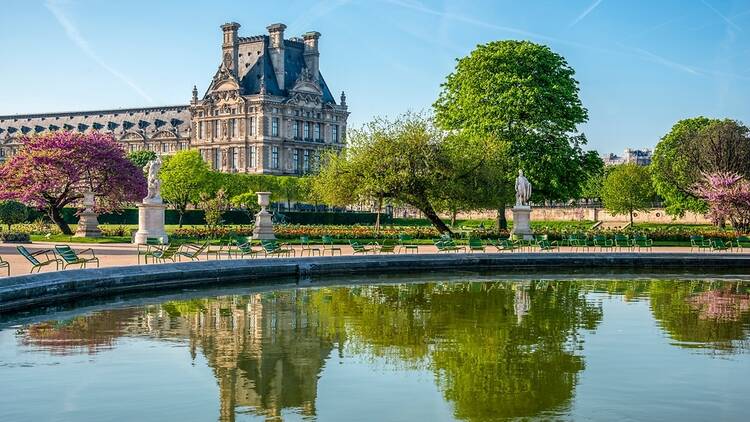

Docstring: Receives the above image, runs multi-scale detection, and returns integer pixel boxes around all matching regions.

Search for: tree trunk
[630,210,634,227]
[375,197,382,234]
[178,207,185,228]
[496,205,507,231]
[417,202,451,234]
[49,206,72,235]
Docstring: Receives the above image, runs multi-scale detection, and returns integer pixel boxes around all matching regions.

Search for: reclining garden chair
[137,237,163,264]
[177,241,209,261]
[690,235,711,253]
[54,245,100,269]
[537,239,559,252]
[17,245,61,273]
[434,238,465,253]
[231,237,263,259]
[468,238,486,252]
[614,234,632,252]
[300,236,323,256]
[145,243,181,263]
[397,234,419,253]
[350,240,375,254]
[261,240,295,257]
[0,255,9,276]
[735,236,750,252]
[632,235,654,252]
[710,238,732,252]
[375,240,397,254]
[593,235,614,252]
[321,235,342,256]
[491,238,516,252]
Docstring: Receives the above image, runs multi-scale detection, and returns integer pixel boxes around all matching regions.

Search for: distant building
[0,22,349,175]
[601,148,652,166]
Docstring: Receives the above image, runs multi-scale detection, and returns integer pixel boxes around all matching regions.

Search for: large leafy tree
[652,118,750,216]
[601,164,654,226]
[312,113,453,233]
[434,40,597,227]
[0,131,145,234]
[160,150,212,227]
[127,150,157,169]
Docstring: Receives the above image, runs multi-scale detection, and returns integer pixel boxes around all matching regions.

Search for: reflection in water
[14,279,750,421]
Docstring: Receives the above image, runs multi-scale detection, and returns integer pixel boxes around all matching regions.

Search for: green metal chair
[538,239,559,252]
[261,240,295,257]
[434,239,465,253]
[137,237,164,264]
[375,240,397,254]
[468,238,486,252]
[491,238,516,252]
[146,243,181,263]
[613,234,631,251]
[0,255,9,276]
[54,245,100,269]
[300,236,322,256]
[710,238,732,252]
[16,246,61,273]
[233,239,263,259]
[398,234,419,253]
[176,241,209,261]
[735,236,750,252]
[690,235,711,253]
[321,235,342,256]
[632,235,653,252]
[570,233,590,251]
[350,240,374,254]
[593,235,614,251]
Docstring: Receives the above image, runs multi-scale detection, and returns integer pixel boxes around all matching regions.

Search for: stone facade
[0,22,348,175]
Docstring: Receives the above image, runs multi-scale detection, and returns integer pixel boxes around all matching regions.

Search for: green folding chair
[54,245,100,269]
[17,246,61,273]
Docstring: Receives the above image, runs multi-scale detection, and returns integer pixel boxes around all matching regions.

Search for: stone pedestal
[133,202,168,245]
[74,192,102,238]
[511,206,534,240]
[252,192,276,240]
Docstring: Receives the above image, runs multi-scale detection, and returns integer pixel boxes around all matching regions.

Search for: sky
[1,0,749,153]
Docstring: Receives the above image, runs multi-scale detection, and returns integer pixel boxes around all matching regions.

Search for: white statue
[143,156,162,203]
[515,169,532,207]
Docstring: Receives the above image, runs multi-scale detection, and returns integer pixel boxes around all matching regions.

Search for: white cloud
[569,0,604,28]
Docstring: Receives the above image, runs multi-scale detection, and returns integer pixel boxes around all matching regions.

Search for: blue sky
[1,0,749,153]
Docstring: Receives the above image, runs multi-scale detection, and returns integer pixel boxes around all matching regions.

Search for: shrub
[0,232,31,242]
[0,200,29,231]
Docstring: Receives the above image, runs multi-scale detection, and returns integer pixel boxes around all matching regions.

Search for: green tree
[127,150,157,169]
[652,117,750,217]
[230,192,260,216]
[160,150,212,227]
[312,113,453,233]
[200,188,229,232]
[434,40,596,228]
[601,164,654,225]
[0,200,28,231]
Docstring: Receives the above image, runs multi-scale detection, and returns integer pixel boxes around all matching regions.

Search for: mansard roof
[0,105,191,139]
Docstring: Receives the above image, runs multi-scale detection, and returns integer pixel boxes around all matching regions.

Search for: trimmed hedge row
[25,208,390,226]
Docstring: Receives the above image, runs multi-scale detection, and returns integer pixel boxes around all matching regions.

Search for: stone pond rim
[1,253,750,313]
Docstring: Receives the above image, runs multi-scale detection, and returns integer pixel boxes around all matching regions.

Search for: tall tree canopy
[0,131,145,234]
[601,164,654,226]
[160,150,212,227]
[652,118,750,217]
[434,40,599,227]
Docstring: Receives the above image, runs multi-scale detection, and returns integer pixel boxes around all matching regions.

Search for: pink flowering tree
[692,172,750,231]
[0,131,146,235]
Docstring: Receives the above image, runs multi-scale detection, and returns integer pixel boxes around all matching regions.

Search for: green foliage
[601,164,655,225]
[434,40,597,202]
[0,200,28,231]
[127,150,157,169]
[652,117,750,217]
[230,192,260,215]
[160,150,212,226]
[200,188,229,230]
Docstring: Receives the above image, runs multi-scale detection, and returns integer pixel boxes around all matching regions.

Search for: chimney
[302,31,321,82]
[266,23,287,90]
[221,22,240,76]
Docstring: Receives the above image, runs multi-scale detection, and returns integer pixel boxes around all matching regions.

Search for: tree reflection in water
[15,279,750,421]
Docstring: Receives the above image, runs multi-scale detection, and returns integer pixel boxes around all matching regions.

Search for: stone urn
[74,192,102,238]
[252,192,276,240]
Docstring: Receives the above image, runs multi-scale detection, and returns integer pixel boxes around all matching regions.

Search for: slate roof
[0,105,191,139]
[237,38,336,104]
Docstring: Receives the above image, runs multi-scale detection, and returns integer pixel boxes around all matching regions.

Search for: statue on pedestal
[143,156,162,204]
[134,157,168,245]
[515,169,532,207]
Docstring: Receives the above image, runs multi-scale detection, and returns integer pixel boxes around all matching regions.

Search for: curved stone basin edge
[2,252,749,313]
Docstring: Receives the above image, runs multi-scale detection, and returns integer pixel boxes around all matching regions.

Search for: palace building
[0,22,348,175]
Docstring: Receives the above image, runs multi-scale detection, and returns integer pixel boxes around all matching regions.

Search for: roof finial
[340,91,347,106]
[191,85,198,103]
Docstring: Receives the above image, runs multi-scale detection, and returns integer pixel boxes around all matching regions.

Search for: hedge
[24,208,390,226]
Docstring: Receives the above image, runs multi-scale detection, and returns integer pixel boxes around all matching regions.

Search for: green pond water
[1,278,749,421]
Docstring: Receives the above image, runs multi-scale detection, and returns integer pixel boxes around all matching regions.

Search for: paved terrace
[0,242,726,277]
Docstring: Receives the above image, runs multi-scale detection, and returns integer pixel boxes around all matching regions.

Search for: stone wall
[451,208,710,224]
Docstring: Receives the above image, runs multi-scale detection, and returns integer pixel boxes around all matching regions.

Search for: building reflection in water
[15,280,750,421]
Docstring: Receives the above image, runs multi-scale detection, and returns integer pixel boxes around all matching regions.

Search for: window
[198,121,204,139]
[271,146,279,169]
[303,150,310,172]
[229,119,236,138]
[248,117,255,135]
[292,120,299,139]
[230,147,238,170]
[248,146,256,168]
[162,143,169,153]
[304,122,310,140]
[271,117,279,137]
[293,149,299,173]
[212,120,219,138]
[314,123,321,141]
[213,148,220,170]
[332,125,339,143]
